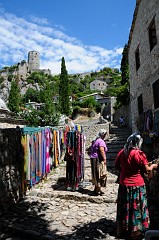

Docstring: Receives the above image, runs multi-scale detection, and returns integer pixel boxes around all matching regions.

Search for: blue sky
[0,0,136,75]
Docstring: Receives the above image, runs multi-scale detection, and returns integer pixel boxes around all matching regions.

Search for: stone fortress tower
[0,51,51,102]
[4,51,52,81]
[0,51,51,79]
[28,51,40,71]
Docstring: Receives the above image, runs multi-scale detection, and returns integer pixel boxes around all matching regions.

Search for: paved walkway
[2,121,158,240]
[0,153,119,240]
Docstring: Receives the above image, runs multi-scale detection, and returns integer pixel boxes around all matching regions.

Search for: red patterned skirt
[116,184,149,238]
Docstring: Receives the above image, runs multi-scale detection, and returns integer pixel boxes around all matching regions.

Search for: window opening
[148,18,157,51]
[153,79,159,109]
[138,94,143,115]
[135,46,140,71]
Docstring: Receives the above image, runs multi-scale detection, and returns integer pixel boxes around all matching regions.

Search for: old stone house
[90,79,107,91]
[128,0,159,159]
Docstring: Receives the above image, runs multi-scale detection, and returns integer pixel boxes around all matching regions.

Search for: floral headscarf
[124,133,143,157]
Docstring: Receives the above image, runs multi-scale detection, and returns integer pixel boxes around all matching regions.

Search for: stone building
[28,51,40,70]
[90,79,107,91]
[128,0,159,133]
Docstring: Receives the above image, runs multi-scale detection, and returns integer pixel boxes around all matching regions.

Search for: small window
[137,94,143,115]
[135,46,140,71]
[148,18,157,51]
[153,79,159,109]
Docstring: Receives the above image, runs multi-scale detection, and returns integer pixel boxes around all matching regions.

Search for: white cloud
[30,16,49,25]
[0,7,123,74]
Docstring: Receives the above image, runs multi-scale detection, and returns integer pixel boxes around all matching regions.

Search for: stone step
[107,149,122,156]
[107,136,128,141]
[107,152,120,158]
[110,128,132,133]
[110,131,131,137]
[106,127,131,168]
[109,130,132,135]
[107,145,122,151]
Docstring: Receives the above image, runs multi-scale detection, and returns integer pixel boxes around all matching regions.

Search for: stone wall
[82,122,110,148]
[113,104,132,129]
[0,128,23,211]
[128,0,159,132]
[0,117,27,129]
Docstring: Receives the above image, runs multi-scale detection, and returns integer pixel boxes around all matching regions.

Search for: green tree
[23,82,60,127]
[59,57,70,115]
[114,82,130,109]
[22,88,40,103]
[8,80,21,113]
[81,97,97,109]
[120,44,129,85]
[41,81,59,126]
[81,97,101,112]
[23,109,41,127]
[114,44,130,108]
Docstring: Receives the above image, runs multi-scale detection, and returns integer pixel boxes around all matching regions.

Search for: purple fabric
[90,138,107,158]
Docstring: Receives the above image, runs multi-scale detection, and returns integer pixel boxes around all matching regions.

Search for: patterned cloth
[90,158,107,187]
[21,127,65,190]
[116,184,149,238]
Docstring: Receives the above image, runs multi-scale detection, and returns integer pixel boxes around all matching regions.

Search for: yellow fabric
[21,135,28,193]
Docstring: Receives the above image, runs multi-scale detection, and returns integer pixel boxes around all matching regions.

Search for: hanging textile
[65,126,86,191]
[143,110,153,132]
[20,126,65,192]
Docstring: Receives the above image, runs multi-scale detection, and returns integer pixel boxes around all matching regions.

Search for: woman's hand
[145,163,158,172]
[152,163,158,169]
[146,163,158,179]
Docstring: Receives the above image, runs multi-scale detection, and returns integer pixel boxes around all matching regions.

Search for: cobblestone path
[0,123,132,240]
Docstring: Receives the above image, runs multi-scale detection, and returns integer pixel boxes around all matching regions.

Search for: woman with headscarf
[115,133,158,240]
[90,129,108,196]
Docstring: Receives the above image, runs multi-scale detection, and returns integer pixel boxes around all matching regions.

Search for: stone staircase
[82,123,132,195]
[106,124,132,170]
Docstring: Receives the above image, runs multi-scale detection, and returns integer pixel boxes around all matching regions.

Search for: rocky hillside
[0,65,121,104]
[0,78,40,103]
